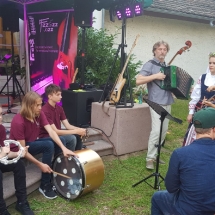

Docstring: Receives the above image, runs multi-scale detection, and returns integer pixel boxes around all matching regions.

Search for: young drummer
[9,92,77,200]
[0,105,34,215]
[39,84,86,155]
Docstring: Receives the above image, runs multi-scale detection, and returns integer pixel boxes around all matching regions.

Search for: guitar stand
[99,18,133,108]
[99,43,122,103]
[132,98,182,190]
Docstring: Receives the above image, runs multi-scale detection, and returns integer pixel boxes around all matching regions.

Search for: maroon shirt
[10,111,49,142]
[0,124,6,147]
[0,124,18,151]
[39,102,66,138]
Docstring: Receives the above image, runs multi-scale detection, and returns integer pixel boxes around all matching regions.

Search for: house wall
[103,12,215,83]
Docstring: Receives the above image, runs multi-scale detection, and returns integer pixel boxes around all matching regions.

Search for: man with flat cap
[151,107,215,215]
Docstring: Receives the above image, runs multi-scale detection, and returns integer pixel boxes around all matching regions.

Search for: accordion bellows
[160,66,194,99]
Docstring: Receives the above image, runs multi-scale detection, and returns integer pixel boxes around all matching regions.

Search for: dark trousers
[0,159,27,213]
[42,135,83,159]
[26,139,54,187]
[37,135,79,161]
[57,135,76,157]
[74,135,83,150]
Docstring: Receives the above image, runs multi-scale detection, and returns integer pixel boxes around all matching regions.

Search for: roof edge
[146,7,215,21]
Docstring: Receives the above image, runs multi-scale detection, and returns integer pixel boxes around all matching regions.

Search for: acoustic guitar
[53,12,73,88]
[109,34,140,105]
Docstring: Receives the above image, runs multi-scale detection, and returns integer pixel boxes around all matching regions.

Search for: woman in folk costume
[183,53,215,146]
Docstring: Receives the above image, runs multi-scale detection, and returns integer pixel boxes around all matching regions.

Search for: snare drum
[52,148,104,199]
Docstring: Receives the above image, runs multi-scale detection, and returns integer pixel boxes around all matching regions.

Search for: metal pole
[80,27,86,87]
[24,3,31,92]
[11,31,16,98]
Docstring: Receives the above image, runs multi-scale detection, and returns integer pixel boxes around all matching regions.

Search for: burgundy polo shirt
[39,103,66,138]
[10,111,49,143]
[0,124,19,151]
[0,124,6,147]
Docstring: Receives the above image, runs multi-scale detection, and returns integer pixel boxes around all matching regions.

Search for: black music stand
[132,97,182,190]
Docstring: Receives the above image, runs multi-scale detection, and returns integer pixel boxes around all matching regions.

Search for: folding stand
[0,32,25,103]
[132,98,182,190]
[0,54,17,115]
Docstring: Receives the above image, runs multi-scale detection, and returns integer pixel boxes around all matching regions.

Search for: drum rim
[52,153,85,200]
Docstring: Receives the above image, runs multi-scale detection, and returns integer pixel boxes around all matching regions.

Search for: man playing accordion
[136,41,174,169]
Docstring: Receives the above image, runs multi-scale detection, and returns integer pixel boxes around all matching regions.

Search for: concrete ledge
[91,102,151,155]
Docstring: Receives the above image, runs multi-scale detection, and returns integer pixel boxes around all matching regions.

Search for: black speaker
[62,90,103,127]
[1,8,19,32]
[74,0,93,27]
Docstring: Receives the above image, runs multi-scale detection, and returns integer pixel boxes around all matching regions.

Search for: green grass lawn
[8,99,189,215]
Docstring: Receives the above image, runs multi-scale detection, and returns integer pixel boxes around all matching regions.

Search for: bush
[76,27,142,92]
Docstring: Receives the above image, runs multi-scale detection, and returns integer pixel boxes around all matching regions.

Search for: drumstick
[52,171,71,179]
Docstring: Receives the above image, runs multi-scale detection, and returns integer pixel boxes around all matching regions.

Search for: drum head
[52,153,85,199]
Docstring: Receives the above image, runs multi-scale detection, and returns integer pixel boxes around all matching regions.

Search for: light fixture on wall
[0,34,3,38]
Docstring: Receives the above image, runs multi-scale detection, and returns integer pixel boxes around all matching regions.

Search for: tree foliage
[76,27,142,90]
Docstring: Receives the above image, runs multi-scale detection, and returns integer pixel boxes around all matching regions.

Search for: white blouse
[189,72,215,114]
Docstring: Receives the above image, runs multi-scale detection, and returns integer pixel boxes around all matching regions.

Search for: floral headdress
[209,52,215,57]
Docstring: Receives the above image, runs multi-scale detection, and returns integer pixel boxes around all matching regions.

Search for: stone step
[87,139,113,156]
[2,108,114,206]
[84,127,103,142]
[4,164,41,206]
[3,155,42,179]
[4,139,113,206]
[2,128,107,180]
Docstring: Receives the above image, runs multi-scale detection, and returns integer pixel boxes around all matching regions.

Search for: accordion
[159,66,194,99]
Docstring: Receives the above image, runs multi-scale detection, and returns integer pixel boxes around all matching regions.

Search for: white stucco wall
[103,12,215,83]
[93,10,104,29]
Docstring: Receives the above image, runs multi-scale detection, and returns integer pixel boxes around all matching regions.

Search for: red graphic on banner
[28,11,77,95]
[53,12,77,89]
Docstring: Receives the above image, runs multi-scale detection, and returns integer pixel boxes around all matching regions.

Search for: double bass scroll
[168,40,192,65]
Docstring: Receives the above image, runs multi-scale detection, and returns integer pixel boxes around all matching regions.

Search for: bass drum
[52,148,104,199]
